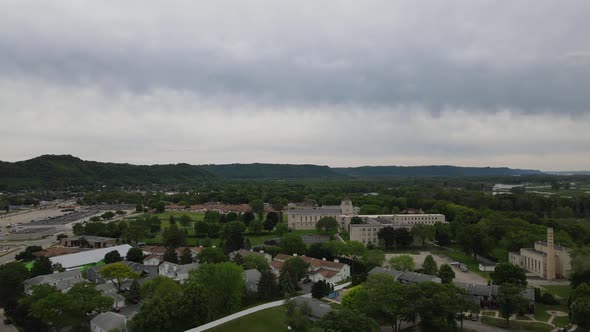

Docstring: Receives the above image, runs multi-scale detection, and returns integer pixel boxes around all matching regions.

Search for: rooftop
[287,207,343,215]
[91,312,126,331]
[368,267,441,283]
[50,244,132,269]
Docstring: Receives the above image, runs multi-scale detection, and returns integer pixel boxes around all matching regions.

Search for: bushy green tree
[388,255,415,271]
[422,254,438,275]
[491,262,527,286]
[438,264,455,284]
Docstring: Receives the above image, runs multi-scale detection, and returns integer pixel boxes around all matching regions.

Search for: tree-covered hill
[200,163,348,179]
[0,155,215,190]
[334,165,542,178]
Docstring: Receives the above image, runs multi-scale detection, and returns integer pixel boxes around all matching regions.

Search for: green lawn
[206,306,287,332]
[481,316,553,332]
[534,303,568,322]
[540,285,572,299]
[551,315,570,329]
[481,311,496,317]
[147,211,205,221]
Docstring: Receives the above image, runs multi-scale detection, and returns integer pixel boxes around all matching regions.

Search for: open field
[539,285,572,299]
[206,306,287,332]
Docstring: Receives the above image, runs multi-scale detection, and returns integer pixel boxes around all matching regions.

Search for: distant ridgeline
[0,154,543,190]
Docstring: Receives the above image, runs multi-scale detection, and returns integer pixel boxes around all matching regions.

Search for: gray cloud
[1,1,589,170]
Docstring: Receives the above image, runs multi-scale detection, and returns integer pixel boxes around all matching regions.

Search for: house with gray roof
[454,282,535,312]
[292,297,332,320]
[368,267,441,284]
[158,261,199,283]
[23,270,84,295]
[90,311,127,332]
[244,269,262,292]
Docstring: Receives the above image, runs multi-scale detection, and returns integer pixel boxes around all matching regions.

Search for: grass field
[540,285,572,299]
[206,306,287,332]
[534,303,568,322]
[481,316,553,332]
[481,311,496,317]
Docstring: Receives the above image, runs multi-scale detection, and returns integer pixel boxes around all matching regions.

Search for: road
[0,236,60,265]
[0,309,18,332]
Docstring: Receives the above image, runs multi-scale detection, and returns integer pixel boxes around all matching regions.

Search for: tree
[163,246,179,263]
[15,245,43,261]
[194,220,209,235]
[572,296,590,330]
[0,262,29,307]
[101,211,115,220]
[378,226,396,249]
[249,199,265,217]
[180,214,192,227]
[204,210,221,223]
[163,223,186,247]
[67,282,113,319]
[52,262,65,272]
[388,255,415,271]
[280,233,306,255]
[411,224,435,247]
[180,247,193,264]
[116,210,126,218]
[104,250,123,264]
[126,247,144,263]
[29,291,77,332]
[242,211,255,226]
[318,308,380,332]
[257,269,279,300]
[311,280,333,299]
[491,262,527,286]
[264,212,279,231]
[100,262,139,291]
[197,247,228,264]
[128,279,141,304]
[316,217,339,235]
[220,221,246,253]
[249,218,264,234]
[457,223,493,259]
[360,273,408,331]
[187,262,245,321]
[422,254,438,275]
[438,264,456,284]
[226,212,238,222]
[31,255,53,277]
[413,282,465,331]
[131,276,183,332]
[279,257,310,295]
[350,216,364,225]
[362,249,385,270]
[155,201,166,213]
[242,254,270,271]
[275,222,289,236]
[286,299,313,332]
[497,283,528,327]
[136,203,143,212]
[169,215,176,225]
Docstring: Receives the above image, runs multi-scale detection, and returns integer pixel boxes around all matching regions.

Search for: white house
[90,311,127,332]
[158,262,199,283]
[23,270,84,295]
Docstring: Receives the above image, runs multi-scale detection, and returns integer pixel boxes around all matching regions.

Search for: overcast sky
[1,1,589,170]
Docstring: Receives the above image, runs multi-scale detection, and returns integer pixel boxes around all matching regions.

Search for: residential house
[96,283,126,309]
[23,270,84,295]
[142,246,203,262]
[244,269,261,292]
[292,297,332,320]
[90,311,127,332]
[158,262,199,283]
[368,267,441,284]
[454,282,535,313]
[271,254,350,284]
[143,254,163,266]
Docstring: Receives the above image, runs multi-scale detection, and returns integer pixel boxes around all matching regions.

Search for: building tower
[340,199,353,215]
[546,227,556,280]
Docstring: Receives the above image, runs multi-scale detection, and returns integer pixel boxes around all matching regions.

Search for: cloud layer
[1,1,589,170]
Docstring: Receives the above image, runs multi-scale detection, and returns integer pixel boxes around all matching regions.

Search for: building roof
[301,235,331,245]
[33,247,88,258]
[454,282,535,301]
[24,270,84,291]
[368,267,441,283]
[91,312,126,331]
[274,254,347,271]
[160,261,200,274]
[245,269,261,286]
[287,207,342,215]
[292,297,332,319]
[64,235,117,243]
[50,244,133,269]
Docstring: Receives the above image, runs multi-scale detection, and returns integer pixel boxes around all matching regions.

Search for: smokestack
[546,228,555,280]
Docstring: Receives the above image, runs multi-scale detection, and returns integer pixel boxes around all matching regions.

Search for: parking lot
[385,251,488,285]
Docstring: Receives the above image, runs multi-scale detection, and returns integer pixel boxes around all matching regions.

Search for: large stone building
[349,215,446,245]
[287,199,445,239]
[509,228,571,280]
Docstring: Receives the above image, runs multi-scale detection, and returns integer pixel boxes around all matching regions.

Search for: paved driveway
[0,309,18,332]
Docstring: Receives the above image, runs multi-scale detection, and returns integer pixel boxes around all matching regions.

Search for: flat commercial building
[50,244,133,270]
[509,228,571,280]
[350,215,446,245]
[286,200,354,230]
